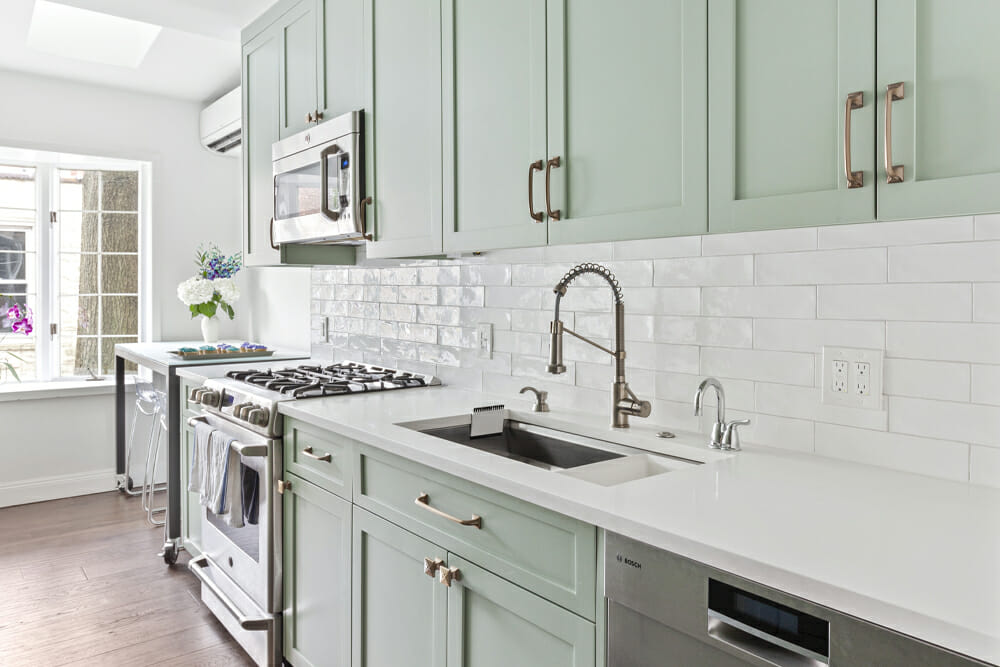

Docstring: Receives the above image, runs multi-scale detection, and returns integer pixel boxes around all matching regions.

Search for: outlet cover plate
[822,346,883,409]
[477,323,493,359]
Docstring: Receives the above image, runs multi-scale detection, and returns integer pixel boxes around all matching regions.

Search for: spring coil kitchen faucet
[547,263,651,428]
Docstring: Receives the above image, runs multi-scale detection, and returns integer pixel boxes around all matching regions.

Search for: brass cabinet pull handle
[884,82,904,184]
[844,92,864,189]
[528,160,544,222]
[277,479,292,495]
[269,217,279,251]
[302,446,331,462]
[545,156,561,220]
[439,566,461,587]
[423,557,444,578]
[414,492,482,529]
[306,112,314,123]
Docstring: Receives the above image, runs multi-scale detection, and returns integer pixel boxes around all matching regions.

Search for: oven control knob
[247,408,270,427]
[200,390,221,408]
[235,403,252,419]
[242,405,258,420]
[189,387,203,402]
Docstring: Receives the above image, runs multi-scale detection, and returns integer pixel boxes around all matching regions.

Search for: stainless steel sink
[418,420,624,471]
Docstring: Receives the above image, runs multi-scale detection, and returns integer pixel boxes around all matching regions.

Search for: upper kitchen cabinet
[709,0,876,233]
[278,0,319,140]
[317,0,365,123]
[442,0,549,253]
[364,0,444,258]
[546,0,708,245]
[242,27,282,267]
[876,0,1000,220]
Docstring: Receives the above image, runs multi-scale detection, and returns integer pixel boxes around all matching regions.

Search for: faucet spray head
[547,319,566,374]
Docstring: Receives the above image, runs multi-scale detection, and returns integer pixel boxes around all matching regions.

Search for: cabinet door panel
[283,475,352,667]
[318,0,365,121]
[280,0,319,139]
[443,0,548,252]
[877,0,1000,219]
[243,29,282,266]
[547,0,707,245]
[447,555,595,667]
[352,507,447,667]
[364,0,444,258]
[709,0,875,232]
[181,422,202,556]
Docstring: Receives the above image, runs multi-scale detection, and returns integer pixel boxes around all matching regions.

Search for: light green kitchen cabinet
[317,0,365,122]
[447,555,596,667]
[442,0,549,253]
[283,474,352,667]
[242,27,282,267]
[278,0,319,140]
[876,0,1000,220]
[546,0,708,245]
[709,0,877,233]
[180,420,202,557]
[363,0,444,258]
[352,507,447,667]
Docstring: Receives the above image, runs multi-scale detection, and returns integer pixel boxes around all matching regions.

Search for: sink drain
[656,431,675,439]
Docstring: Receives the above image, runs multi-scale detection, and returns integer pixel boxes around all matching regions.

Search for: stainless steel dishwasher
[604,532,988,667]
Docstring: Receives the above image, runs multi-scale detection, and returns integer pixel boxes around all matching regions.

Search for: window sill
[0,377,134,403]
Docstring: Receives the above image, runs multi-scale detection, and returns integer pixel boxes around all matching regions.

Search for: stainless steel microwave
[271,110,367,245]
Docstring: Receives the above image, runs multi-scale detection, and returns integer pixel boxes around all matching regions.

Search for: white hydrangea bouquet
[176,244,242,342]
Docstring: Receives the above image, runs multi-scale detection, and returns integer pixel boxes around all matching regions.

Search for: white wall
[0,68,246,341]
[246,266,312,352]
[310,217,1000,487]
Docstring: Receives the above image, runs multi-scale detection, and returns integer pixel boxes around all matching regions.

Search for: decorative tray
[168,346,273,361]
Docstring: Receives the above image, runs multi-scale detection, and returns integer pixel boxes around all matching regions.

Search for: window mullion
[35,165,54,381]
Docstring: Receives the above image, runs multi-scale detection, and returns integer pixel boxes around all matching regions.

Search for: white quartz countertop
[270,385,1000,664]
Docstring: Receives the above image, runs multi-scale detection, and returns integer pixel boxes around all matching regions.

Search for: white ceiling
[0,0,279,103]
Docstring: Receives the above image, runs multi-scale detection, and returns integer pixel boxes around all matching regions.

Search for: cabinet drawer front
[355,447,597,620]
[284,419,353,499]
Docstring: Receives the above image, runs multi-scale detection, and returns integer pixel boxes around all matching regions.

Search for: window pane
[67,336,98,377]
[101,254,137,293]
[101,336,137,375]
[102,295,137,335]
[0,293,36,381]
[0,166,36,210]
[101,171,138,211]
[0,165,36,383]
[101,213,137,252]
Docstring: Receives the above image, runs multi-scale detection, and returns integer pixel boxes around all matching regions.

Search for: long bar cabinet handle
[269,217,279,251]
[545,156,562,220]
[302,446,332,462]
[844,92,864,189]
[414,492,482,529]
[528,160,544,222]
[884,82,904,184]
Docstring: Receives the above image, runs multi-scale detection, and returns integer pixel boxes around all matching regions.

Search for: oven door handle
[188,555,273,631]
[186,416,270,458]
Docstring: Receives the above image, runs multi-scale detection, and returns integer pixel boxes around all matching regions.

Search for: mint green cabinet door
[279,0,319,139]
[242,28,282,267]
[546,0,707,245]
[181,421,202,556]
[446,555,595,667]
[352,507,447,667]
[363,0,444,258]
[877,0,1000,220]
[442,0,549,253]
[283,475,352,667]
[317,0,365,121]
[709,0,876,233]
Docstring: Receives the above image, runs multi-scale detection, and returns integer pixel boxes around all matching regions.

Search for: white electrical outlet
[477,323,493,359]
[822,347,883,409]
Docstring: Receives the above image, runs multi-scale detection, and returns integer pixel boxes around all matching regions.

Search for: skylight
[27,1,163,69]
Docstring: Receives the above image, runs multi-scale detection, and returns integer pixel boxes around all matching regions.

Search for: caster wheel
[162,544,178,565]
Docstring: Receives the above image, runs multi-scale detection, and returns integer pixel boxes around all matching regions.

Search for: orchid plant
[1,300,33,382]
[176,244,243,320]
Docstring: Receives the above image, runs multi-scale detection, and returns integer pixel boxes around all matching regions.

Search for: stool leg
[145,412,167,527]
[124,400,149,497]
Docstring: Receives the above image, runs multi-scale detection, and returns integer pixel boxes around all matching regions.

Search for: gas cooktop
[224,361,440,399]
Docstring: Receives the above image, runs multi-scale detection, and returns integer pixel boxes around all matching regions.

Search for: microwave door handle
[319,143,341,221]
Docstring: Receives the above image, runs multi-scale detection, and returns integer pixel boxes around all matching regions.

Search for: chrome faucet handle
[722,419,750,452]
[519,386,550,412]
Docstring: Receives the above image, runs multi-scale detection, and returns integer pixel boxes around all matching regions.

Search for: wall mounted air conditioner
[200,87,241,156]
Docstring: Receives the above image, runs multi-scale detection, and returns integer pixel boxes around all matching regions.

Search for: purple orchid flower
[7,304,33,336]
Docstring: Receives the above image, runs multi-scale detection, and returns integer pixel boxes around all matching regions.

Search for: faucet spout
[694,377,729,449]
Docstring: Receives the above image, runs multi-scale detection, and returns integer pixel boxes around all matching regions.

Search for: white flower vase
[200,315,220,344]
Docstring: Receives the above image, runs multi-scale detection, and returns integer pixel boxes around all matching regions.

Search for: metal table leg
[160,370,182,565]
[115,353,128,491]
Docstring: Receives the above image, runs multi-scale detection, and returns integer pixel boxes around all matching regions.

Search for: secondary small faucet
[693,378,749,451]
[546,263,651,428]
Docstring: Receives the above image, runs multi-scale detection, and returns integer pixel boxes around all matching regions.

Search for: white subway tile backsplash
[756,248,887,285]
[889,241,1000,282]
[818,283,972,321]
[311,218,1000,484]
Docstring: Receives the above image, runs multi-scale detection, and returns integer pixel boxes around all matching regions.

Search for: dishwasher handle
[188,555,272,632]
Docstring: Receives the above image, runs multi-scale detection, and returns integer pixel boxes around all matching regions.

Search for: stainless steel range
[186,361,439,666]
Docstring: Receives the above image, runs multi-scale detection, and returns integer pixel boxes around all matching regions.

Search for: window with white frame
[0,151,148,382]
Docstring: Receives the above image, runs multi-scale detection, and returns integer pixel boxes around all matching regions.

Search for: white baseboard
[0,469,117,508]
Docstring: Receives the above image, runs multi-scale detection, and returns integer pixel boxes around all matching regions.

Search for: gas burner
[225,360,439,399]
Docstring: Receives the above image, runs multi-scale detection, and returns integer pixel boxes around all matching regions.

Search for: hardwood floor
[0,491,254,666]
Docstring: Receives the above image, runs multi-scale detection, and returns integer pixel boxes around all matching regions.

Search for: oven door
[194,412,282,613]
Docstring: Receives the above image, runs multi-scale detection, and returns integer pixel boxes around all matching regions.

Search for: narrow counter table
[114,341,307,563]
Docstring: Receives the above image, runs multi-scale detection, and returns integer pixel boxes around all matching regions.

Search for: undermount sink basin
[418,420,623,470]
[557,453,693,486]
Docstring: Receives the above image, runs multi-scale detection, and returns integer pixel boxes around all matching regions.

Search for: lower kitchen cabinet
[283,473,352,667]
[352,506,448,667]
[447,555,596,667]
